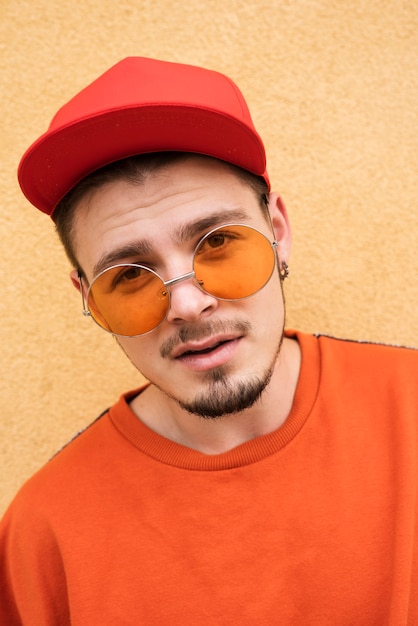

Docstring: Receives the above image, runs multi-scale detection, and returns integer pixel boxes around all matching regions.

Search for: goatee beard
[177,365,276,419]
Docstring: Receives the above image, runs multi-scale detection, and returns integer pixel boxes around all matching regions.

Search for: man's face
[71,157,291,418]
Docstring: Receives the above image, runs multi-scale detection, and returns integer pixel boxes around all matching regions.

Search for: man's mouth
[180,340,230,357]
[159,320,252,360]
[172,336,243,372]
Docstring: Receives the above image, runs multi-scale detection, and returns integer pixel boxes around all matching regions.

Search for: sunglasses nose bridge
[163,270,196,291]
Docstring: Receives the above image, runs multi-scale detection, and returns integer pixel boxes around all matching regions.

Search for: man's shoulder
[1,409,110,520]
[48,406,110,462]
[316,333,418,362]
[311,333,418,400]
[0,390,148,535]
[290,329,418,391]
[290,329,418,365]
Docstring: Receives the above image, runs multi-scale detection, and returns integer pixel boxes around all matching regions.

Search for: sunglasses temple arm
[78,270,91,317]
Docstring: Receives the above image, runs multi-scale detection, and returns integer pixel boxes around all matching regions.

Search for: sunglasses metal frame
[79,223,279,338]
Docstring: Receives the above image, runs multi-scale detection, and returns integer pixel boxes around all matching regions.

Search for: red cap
[17,57,269,217]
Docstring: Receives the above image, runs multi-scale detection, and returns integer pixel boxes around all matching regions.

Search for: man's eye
[206,233,226,248]
[111,265,148,289]
[197,230,239,257]
[120,266,144,281]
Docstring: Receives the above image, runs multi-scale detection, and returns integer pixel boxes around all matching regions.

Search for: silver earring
[280,261,289,280]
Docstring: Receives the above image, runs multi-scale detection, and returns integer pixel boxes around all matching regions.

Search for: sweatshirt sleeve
[0,494,71,626]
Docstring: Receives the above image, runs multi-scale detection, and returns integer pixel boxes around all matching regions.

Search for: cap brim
[18,104,267,216]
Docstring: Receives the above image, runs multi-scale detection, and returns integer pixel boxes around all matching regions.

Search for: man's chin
[177,371,273,420]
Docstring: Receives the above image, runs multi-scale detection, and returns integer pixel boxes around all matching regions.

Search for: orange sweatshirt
[1,331,418,625]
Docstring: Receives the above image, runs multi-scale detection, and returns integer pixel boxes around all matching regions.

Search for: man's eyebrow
[91,208,250,278]
[174,208,250,243]
[92,239,154,278]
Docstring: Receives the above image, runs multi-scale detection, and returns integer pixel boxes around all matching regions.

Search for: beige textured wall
[1,0,417,514]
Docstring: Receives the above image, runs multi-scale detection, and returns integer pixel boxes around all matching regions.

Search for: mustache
[159,319,252,359]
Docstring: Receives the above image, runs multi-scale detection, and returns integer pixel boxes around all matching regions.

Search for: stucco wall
[1,0,417,514]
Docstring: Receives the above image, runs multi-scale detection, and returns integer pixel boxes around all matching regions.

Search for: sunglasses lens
[194,225,276,299]
[87,265,169,336]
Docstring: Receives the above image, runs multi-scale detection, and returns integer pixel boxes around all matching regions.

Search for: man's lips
[181,340,229,357]
[171,334,242,360]
[171,335,244,372]
[159,320,252,360]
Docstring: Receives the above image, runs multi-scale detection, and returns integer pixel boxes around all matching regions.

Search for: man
[1,57,417,625]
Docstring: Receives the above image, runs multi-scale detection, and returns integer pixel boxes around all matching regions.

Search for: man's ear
[70,269,82,294]
[268,192,292,263]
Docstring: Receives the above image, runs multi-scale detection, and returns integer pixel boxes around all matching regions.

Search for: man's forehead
[74,156,261,229]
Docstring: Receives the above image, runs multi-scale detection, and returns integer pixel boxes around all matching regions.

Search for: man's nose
[164,272,218,324]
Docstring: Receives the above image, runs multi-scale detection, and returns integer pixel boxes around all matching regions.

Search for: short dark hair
[54,152,270,272]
